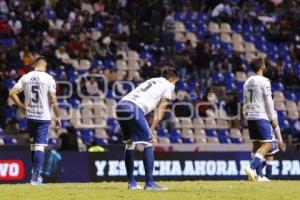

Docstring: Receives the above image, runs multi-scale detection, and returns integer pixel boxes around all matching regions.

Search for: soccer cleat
[128,183,143,190]
[257,176,271,182]
[30,172,43,186]
[244,166,257,181]
[144,183,168,191]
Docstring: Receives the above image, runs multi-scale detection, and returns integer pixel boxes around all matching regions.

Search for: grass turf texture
[1,181,300,200]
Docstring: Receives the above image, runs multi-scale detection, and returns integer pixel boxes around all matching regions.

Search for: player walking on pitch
[243,57,285,181]
[116,66,178,190]
[10,57,61,185]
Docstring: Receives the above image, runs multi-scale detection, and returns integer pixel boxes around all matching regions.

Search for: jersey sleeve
[262,79,272,96]
[162,84,174,100]
[13,76,24,92]
[48,76,56,94]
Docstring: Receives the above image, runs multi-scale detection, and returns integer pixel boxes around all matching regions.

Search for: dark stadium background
[0,0,300,183]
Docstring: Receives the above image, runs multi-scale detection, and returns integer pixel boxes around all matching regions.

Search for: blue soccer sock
[32,150,44,173]
[250,153,264,170]
[31,151,35,164]
[143,146,154,185]
[124,149,136,184]
[266,161,273,179]
[256,161,266,177]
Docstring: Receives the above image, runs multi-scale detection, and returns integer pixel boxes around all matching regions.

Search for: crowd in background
[0,0,300,146]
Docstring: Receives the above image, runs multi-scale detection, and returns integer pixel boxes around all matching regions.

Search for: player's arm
[242,85,248,119]
[263,81,277,127]
[150,98,170,141]
[48,77,61,130]
[49,92,62,130]
[9,87,26,115]
[9,77,26,115]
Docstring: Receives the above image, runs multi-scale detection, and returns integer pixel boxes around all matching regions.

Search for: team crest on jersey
[30,76,40,82]
[248,79,255,86]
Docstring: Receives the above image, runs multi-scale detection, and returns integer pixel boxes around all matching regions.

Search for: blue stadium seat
[196,12,208,22]
[0,129,4,138]
[175,12,186,21]
[272,82,284,91]
[157,128,168,137]
[243,24,253,34]
[107,118,119,135]
[279,119,289,130]
[243,34,254,43]
[139,51,152,60]
[182,137,193,144]
[176,80,188,90]
[4,137,17,145]
[197,23,208,33]
[185,22,197,32]
[186,12,197,21]
[232,23,242,33]
[4,79,16,89]
[95,138,108,145]
[230,137,243,144]
[68,98,80,109]
[218,129,230,143]
[175,42,185,54]
[284,91,296,101]
[277,111,287,121]
[18,118,27,130]
[206,129,217,137]
[48,138,58,145]
[212,72,224,84]
[81,129,94,144]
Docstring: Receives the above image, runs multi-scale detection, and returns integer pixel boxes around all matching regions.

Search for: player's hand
[278,142,286,152]
[150,137,158,144]
[20,106,26,116]
[55,118,61,131]
[271,119,278,129]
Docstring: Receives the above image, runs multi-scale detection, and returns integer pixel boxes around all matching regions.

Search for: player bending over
[10,57,61,185]
[243,57,285,181]
[116,66,178,190]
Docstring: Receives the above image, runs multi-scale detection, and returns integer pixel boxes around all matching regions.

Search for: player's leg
[245,120,272,180]
[116,102,141,189]
[134,109,167,190]
[265,155,274,180]
[250,141,272,171]
[264,142,278,180]
[30,120,50,185]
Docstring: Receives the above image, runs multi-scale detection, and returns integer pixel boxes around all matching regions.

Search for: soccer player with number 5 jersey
[9,57,61,185]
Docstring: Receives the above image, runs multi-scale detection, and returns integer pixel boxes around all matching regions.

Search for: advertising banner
[0,148,300,183]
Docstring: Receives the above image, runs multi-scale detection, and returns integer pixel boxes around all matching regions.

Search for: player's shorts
[27,119,51,145]
[247,119,273,142]
[266,142,279,156]
[116,100,152,144]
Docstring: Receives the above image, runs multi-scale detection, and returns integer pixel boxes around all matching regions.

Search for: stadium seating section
[0,1,299,149]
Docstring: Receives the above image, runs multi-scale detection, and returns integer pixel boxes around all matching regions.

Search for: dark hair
[161,66,178,79]
[250,57,264,72]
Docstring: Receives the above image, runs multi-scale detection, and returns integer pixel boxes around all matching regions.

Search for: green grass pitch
[1,181,300,200]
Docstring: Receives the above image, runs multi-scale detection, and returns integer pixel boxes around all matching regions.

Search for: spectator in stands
[55,46,71,64]
[162,10,175,56]
[19,46,34,65]
[196,88,216,117]
[193,41,211,85]
[59,126,78,151]
[0,0,8,14]
[85,77,101,96]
